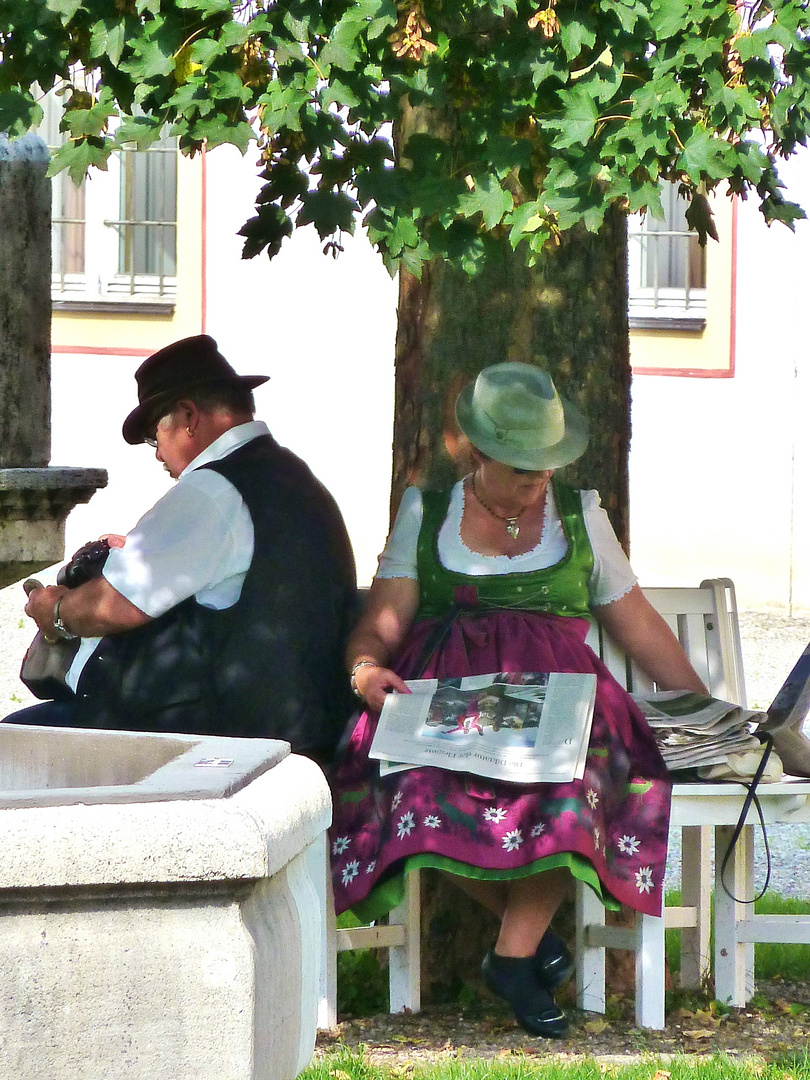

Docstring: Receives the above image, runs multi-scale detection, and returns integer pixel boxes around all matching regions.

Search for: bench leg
[575,881,606,1014]
[317,837,338,1030]
[714,824,755,1007]
[634,911,666,1029]
[679,825,712,989]
[387,869,421,1013]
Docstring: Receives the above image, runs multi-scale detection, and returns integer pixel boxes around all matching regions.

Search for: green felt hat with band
[455,362,589,470]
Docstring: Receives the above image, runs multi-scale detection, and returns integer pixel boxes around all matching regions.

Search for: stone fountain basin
[0,723,288,809]
[0,724,331,1080]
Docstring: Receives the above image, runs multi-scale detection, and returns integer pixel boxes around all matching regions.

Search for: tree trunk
[390,210,633,1001]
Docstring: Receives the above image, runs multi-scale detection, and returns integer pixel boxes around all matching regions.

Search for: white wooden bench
[319,578,810,1030]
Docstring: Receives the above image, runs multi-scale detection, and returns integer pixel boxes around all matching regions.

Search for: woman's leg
[495,867,572,957]
[449,874,507,917]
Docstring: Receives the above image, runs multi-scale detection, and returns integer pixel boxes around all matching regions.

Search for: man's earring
[186,426,193,437]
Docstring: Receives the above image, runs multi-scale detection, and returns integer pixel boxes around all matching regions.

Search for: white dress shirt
[66,421,267,691]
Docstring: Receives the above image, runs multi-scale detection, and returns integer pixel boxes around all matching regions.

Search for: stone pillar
[0,132,51,467]
[0,132,106,586]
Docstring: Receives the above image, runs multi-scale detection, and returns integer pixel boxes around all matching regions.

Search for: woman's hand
[353,664,411,712]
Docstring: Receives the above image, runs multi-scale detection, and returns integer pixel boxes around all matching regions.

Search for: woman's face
[475,453,554,503]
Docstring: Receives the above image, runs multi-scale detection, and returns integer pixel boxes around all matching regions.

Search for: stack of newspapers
[631,691,766,773]
[369,671,597,783]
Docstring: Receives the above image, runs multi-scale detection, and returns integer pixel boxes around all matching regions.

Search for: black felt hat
[122,335,269,444]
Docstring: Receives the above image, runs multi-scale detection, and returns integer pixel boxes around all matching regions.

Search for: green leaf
[0,92,43,138]
[45,0,84,23]
[115,117,163,150]
[63,92,119,138]
[192,116,255,152]
[298,189,359,238]
[119,37,175,81]
[176,0,233,14]
[47,137,112,185]
[678,127,732,178]
[190,38,227,72]
[459,174,513,229]
[684,192,718,245]
[89,19,127,66]
[649,0,690,40]
[321,78,361,110]
[559,19,596,62]
[238,204,293,260]
[548,86,599,148]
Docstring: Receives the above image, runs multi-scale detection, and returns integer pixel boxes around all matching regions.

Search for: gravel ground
[2,583,810,895]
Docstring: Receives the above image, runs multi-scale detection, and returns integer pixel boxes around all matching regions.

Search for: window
[627,182,707,330]
[40,91,177,311]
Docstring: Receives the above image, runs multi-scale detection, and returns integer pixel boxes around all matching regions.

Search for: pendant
[506,519,520,540]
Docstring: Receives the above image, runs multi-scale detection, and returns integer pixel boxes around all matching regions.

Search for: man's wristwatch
[52,597,78,641]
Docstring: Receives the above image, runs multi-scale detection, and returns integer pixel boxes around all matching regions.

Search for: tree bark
[390,210,633,1000]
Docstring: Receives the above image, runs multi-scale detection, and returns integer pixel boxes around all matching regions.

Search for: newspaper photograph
[370,671,597,784]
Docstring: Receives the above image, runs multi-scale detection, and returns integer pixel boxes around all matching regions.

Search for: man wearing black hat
[19,335,357,764]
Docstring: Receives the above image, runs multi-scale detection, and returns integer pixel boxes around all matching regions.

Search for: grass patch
[304,1049,810,1080]
[665,890,810,984]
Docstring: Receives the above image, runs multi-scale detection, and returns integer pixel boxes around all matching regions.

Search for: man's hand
[24,585,68,642]
[24,577,151,640]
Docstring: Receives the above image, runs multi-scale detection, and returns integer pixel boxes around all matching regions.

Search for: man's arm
[25,578,151,640]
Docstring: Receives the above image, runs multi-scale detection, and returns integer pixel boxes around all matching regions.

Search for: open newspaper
[631,691,765,772]
[369,671,597,784]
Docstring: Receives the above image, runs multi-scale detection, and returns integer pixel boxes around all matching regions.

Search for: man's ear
[174,399,200,435]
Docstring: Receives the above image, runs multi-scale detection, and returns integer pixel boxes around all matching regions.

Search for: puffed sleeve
[581,490,638,606]
[374,486,424,580]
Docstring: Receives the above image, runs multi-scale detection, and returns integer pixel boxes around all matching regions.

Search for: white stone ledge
[0,754,332,891]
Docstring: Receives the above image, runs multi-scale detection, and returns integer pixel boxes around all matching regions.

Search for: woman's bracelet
[350,659,379,699]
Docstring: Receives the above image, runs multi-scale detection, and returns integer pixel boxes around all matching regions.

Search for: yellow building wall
[629,194,735,376]
[51,153,204,353]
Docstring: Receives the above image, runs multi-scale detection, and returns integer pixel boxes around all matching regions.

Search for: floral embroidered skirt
[329,611,671,919]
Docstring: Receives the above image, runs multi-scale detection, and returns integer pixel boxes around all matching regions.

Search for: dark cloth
[14,435,357,761]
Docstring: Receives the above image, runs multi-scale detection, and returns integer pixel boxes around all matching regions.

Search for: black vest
[74,435,357,759]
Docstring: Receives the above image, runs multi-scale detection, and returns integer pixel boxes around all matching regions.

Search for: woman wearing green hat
[330,362,706,1038]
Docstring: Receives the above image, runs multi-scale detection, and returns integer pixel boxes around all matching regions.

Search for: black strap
[718,733,774,904]
[410,604,467,678]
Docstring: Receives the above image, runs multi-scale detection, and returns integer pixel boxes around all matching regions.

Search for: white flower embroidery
[397,811,416,839]
[502,828,523,852]
[332,836,351,856]
[341,860,359,886]
[392,791,403,810]
[618,834,641,855]
[635,866,654,894]
[586,788,599,810]
[484,806,508,823]
[530,822,546,838]
[423,814,442,829]
[365,861,377,874]
[593,827,601,850]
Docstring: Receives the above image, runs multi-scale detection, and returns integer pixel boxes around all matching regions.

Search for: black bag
[20,539,110,700]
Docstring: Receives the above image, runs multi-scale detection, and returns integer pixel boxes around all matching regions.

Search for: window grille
[40,90,177,305]
[628,183,707,324]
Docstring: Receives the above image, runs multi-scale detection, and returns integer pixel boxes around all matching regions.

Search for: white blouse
[375,480,637,607]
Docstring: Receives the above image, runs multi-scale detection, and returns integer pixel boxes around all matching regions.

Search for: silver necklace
[472,476,524,540]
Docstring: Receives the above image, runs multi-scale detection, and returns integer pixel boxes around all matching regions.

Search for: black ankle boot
[481,950,569,1038]
[535,929,574,990]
